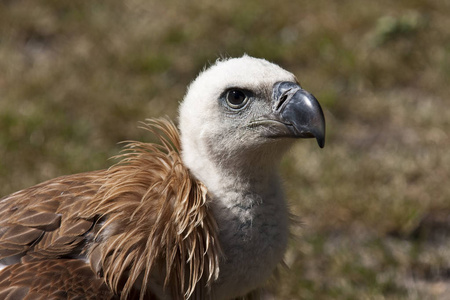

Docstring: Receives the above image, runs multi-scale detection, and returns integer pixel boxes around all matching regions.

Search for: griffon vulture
[0,55,325,299]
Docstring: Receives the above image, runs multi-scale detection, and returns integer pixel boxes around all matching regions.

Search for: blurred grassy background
[1,0,449,299]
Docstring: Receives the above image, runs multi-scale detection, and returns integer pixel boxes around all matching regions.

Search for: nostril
[276,94,289,111]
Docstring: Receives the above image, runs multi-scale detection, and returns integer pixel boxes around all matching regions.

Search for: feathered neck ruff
[80,119,221,300]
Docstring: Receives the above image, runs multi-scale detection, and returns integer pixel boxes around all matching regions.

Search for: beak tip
[315,126,326,148]
[317,138,325,148]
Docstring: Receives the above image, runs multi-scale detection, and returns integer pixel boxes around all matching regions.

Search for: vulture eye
[226,89,248,109]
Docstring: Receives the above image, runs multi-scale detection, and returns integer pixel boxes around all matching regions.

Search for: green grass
[1,0,449,299]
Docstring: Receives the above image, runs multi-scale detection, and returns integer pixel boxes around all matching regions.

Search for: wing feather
[14,211,61,231]
[0,259,116,299]
[0,226,43,246]
[0,171,104,263]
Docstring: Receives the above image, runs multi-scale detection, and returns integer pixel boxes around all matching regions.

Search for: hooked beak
[250,81,326,148]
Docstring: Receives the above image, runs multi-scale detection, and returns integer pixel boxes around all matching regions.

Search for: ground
[0,0,449,299]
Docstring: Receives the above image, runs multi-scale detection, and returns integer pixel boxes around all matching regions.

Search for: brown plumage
[0,119,220,300]
[0,259,117,300]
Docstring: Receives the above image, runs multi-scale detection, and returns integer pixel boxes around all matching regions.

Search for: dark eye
[226,89,248,109]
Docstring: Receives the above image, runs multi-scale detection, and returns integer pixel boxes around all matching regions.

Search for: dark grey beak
[271,81,326,148]
[248,81,326,147]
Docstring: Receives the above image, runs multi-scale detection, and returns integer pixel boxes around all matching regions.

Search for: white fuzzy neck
[181,140,290,299]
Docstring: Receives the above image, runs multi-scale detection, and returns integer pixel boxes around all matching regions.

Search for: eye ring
[226,89,248,109]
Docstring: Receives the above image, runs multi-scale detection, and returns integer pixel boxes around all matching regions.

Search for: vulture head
[179,55,325,190]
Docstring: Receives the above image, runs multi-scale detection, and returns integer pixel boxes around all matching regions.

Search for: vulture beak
[251,81,326,148]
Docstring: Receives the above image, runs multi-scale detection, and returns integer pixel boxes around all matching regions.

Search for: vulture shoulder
[0,171,105,263]
[0,119,221,300]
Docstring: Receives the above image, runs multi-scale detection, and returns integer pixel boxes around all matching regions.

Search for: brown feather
[14,211,61,231]
[0,226,43,246]
[0,259,116,300]
[0,171,104,262]
[81,118,221,299]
